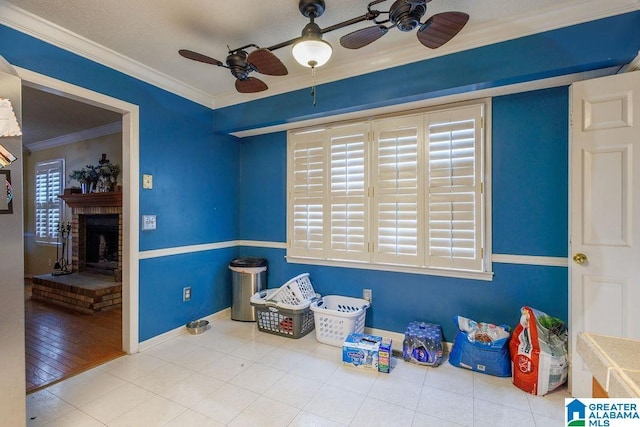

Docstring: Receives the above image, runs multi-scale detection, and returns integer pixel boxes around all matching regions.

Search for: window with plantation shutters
[372,115,423,266]
[426,105,483,271]
[287,100,490,278]
[35,159,64,245]
[288,129,327,258]
[328,123,369,261]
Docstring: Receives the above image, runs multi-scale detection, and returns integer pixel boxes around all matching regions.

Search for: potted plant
[98,162,121,191]
[68,168,91,193]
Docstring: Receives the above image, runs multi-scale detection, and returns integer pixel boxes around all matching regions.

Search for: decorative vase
[81,182,89,194]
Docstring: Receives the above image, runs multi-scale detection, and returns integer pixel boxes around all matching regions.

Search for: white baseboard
[137,307,231,352]
[137,308,456,357]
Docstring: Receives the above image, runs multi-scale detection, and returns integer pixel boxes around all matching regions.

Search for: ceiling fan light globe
[292,39,332,68]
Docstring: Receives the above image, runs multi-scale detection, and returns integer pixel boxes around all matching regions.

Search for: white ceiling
[3,0,639,146]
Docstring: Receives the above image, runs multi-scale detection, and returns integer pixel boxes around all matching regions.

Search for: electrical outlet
[183,286,191,302]
[363,288,372,303]
[47,257,52,266]
[142,215,157,230]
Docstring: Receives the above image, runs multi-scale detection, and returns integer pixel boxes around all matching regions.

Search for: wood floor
[24,282,124,394]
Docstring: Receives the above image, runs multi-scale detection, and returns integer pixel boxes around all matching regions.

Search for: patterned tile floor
[26,315,568,426]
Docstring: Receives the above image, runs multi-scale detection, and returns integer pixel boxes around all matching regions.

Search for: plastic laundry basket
[310,295,370,347]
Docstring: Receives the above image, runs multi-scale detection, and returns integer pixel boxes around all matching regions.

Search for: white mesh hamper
[267,273,316,306]
[310,295,370,347]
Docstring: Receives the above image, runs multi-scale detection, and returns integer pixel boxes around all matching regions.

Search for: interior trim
[0,2,213,108]
[16,66,141,354]
[24,121,121,152]
[138,307,231,352]
[230,68,618,138]
[138,241,238,259]
[138,311,435,355]
[492,254,569,267]
[139,239,567,268]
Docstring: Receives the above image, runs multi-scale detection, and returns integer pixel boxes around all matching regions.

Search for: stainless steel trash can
[229,257,267,321]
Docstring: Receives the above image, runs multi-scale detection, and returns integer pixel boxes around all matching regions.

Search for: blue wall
[231,13,640,341]
[0,24,239,341]
[3,10,640,342]
[238,87,569,341]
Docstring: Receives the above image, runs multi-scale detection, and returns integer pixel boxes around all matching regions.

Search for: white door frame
[17,66,140,354]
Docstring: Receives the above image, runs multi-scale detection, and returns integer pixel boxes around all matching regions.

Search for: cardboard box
[378,337,392,373]
[342,334,382,370]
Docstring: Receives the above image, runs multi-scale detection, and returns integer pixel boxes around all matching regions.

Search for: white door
[570,70,640,397]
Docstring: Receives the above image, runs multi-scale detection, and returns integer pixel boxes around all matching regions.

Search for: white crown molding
[25,121,122,152]
[2,0,637,110]
[213,0,640,108]
[0,2,213,108]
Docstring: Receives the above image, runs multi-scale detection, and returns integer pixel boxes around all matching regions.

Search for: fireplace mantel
[60,191,122,208]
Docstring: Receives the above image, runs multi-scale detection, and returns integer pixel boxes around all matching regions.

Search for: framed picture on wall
[0,170,13,214]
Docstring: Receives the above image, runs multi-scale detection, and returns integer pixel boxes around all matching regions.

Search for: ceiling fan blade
[247,48,288,76]
[178,49,224,66]
[340,25,389,49]
[417,12,469,49]
[235,77,268,93]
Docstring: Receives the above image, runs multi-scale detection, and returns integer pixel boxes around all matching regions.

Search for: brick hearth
[32,272,122,314]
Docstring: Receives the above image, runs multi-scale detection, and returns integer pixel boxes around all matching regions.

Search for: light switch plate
[143,174,153,189]
[142,215,156,230]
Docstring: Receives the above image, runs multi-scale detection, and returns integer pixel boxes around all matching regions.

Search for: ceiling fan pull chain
[311,66,317,107]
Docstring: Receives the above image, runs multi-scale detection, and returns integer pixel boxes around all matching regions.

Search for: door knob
[573,253,588,265]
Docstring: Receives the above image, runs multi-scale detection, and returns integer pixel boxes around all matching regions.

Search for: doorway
[17,67,140,391]
[569,70,640,397]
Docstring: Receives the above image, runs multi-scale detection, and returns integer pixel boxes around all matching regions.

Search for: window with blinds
[35,159,64,245]
[287,101,489,277]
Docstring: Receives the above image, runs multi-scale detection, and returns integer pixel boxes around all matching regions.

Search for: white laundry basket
[310,295,370,347]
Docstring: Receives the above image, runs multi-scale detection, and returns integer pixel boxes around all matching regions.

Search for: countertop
[577,332,640,397]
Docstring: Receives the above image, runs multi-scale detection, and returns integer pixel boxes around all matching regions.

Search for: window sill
[285,256,494,281]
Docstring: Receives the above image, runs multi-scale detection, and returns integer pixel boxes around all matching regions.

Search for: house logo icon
[566,399,586,426]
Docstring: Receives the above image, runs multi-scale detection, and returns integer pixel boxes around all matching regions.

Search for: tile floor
[26,316,569,426]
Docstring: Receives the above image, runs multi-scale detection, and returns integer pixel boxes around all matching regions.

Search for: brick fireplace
[31,191,123,314]
[60,191,123,279]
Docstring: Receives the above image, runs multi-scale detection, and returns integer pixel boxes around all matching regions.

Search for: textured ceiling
[3,0,638,147]
[21,86,121,147]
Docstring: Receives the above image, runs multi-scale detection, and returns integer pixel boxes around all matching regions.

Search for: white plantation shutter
[287,101,488,276]
[35,159,64,245]
[426,105,483,271]
[328,123,369,261]
[372,115,423,265]
[288,129,327,258]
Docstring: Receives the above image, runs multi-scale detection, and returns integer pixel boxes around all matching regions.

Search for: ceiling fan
[178,45,288,93]
[340,0,469,50]
[179,0,469,94]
